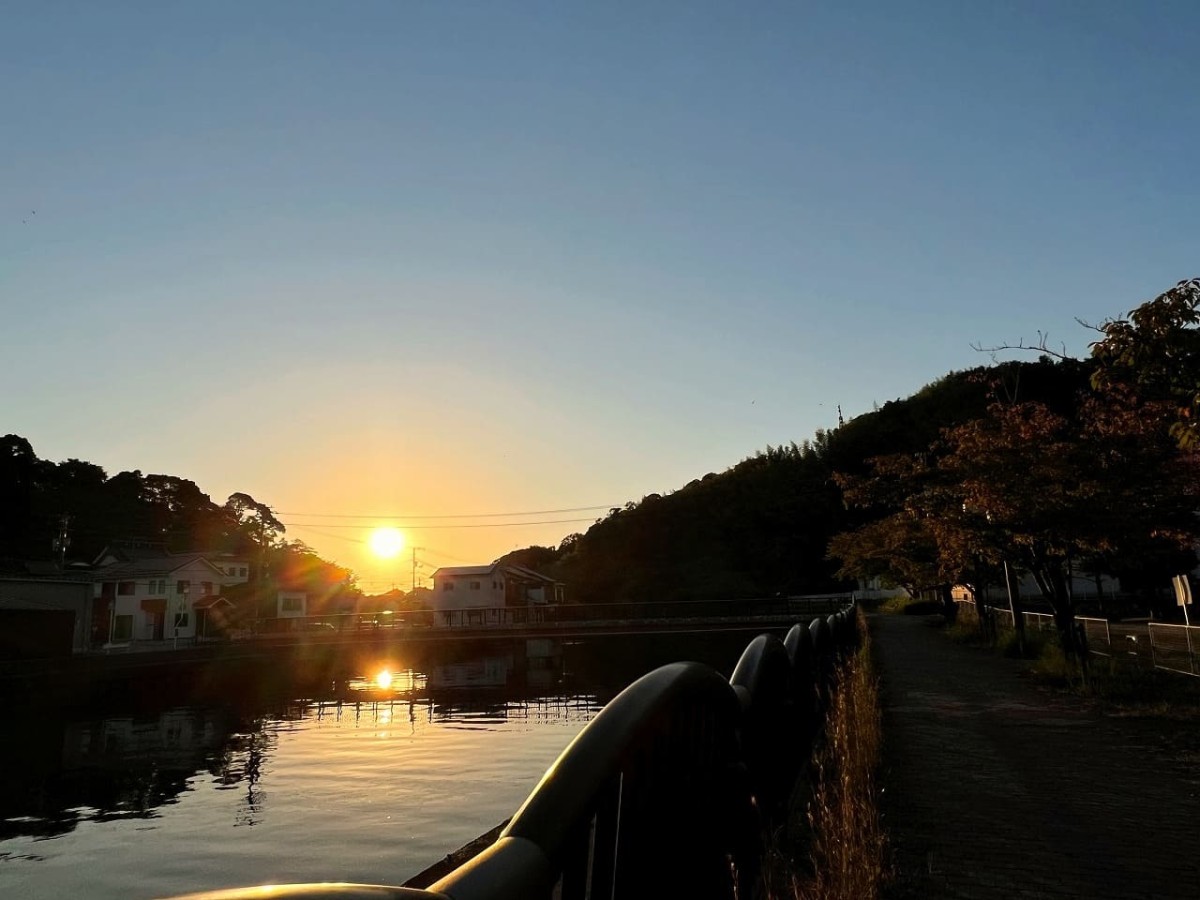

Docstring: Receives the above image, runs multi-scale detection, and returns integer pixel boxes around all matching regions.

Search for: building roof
[194,595,234,610]
[92,541,172,565]
[430,563,561,585]
[502,564,562,585]
[92,553,228,580]
[0,559,94,584]
[432,565,499,578]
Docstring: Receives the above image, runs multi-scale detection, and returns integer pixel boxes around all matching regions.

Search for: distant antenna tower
[837,404,845,428]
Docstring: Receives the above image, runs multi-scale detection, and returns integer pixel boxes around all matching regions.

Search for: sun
[368,527,405,558]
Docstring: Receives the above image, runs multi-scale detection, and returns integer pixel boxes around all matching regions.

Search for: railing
[1148,623,1200,677]
[243,595,854,636]
[959,603,1114,657]
[1077,616,1112,656]
[171,606,859,900]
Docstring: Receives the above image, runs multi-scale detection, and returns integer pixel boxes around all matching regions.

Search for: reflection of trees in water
[0,632,747,844]
[228,733,267,827]
[0,707,254,842]
[208,725,274,829]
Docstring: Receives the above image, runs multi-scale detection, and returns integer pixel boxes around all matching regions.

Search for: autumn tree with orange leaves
[832,296,1200,657]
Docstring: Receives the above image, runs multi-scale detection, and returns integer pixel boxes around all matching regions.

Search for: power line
[418,545,478,564]
[285,524,367,545]
[280,516,596,531]
[274,504,616,520]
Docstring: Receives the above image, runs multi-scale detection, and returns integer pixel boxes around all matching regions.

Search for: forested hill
[2,356,1088,602]
[500,357,1092,604]
[0,436,350,594]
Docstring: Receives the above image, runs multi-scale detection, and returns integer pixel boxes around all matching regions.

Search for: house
[91,543,248,646]
[430,564,564,626]
[0,562,95,657]
[276,590,308,619]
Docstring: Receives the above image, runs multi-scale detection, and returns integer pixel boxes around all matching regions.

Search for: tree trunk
[939,584,957,623]
[1004,562,1025,650]
[1041,563,1082,660]
[972,581,992,641]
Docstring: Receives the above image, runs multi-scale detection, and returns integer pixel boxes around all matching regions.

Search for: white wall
[277,591,308,618]
[431,572,505,613]
[216,559,251,586]
[105,560,226,643]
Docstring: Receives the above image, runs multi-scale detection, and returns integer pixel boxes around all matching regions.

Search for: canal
[0,628,763,899]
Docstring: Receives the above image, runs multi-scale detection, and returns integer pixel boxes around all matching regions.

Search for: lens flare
[376,669,394,690]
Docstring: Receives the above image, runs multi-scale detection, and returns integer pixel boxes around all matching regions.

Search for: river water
[0,630,757,899]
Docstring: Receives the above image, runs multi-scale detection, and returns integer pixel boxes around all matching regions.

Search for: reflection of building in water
[426,639,563,690]
[63,708,223,770]
[428,655,511,688]
[524,638,561,689]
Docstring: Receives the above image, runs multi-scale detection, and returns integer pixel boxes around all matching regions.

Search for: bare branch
[1074,317,1106,334]
[970,329,1078,361]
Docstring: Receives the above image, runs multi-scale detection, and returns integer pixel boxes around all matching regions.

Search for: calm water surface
[0,631,755,898]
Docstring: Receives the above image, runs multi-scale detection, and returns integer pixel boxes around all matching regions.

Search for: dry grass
[761,613,887,900]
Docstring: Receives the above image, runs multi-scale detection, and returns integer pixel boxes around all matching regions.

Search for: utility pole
[411,546,419,594]
[53,514,71,569]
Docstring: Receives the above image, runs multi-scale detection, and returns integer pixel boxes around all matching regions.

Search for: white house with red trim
[91,544,249,646]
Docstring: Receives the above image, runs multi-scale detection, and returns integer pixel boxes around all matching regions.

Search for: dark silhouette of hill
[504,358,1092,605]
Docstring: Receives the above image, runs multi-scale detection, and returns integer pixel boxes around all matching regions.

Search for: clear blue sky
[3,2,1198,583]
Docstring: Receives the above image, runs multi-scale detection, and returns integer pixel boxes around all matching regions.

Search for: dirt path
[873,614,1200,899]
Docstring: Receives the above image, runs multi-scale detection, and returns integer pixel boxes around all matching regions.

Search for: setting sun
[368,527,405,558]
[375,669,394,690]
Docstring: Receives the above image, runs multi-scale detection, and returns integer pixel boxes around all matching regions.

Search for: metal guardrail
[170,606,859,900]
[1148,623,1200,677]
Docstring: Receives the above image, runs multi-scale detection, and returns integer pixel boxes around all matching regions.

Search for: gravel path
[873,614,1200,899]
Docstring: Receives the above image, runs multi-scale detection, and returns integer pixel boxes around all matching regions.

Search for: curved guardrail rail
[172,605,858,900]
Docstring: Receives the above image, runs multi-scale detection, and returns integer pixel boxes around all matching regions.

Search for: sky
[3,1,1198,590]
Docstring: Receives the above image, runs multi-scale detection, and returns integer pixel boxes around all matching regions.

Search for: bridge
[169,603,859,900]
[240,594,854,642]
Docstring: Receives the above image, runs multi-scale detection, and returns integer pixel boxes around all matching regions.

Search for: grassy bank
[762,614,887,900]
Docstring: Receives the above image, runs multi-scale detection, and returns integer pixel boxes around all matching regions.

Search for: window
[442,581,454,591]
[112,615,133,641]
[176,580,190,595]
[173,612,190,629]
[118,581,135,595]
[469,581,481,590]
[201,581,213,596]
[281,596,303,612]
[240,567,248,577]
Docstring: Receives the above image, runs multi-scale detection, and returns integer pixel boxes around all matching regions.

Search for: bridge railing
[173,605,859,900]
[241,595,853,636]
